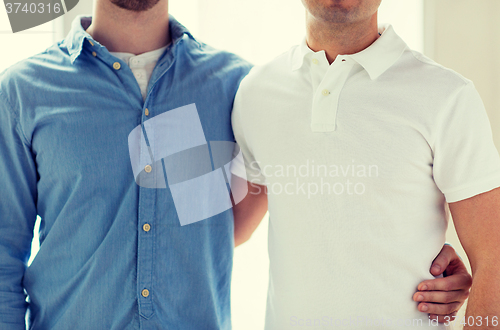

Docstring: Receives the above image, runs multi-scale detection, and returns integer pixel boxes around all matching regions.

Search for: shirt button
[141,289,150,298]
[322,89,330,96]
[143,223,151,232]
[113,62,121,70]
[88,40,94,46]
[135,72,143,78]
[312,58,319,65]
[92,51,97,57]
[145,108,150,116]
[145,165,152,173]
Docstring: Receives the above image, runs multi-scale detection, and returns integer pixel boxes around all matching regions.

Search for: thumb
[430,244,454,276]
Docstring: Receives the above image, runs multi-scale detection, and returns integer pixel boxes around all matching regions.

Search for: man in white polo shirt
[231,0,500,329]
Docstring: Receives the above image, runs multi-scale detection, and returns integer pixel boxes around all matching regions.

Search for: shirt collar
[62,14,197,64]
[291,24,408,80]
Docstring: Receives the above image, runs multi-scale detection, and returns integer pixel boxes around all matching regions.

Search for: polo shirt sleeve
[230,82,267,186]
[433,81,500,203]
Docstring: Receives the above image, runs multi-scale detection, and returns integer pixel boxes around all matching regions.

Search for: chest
[243,77,436,186]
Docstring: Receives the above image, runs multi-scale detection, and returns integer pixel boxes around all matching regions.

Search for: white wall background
[0,8,57,70]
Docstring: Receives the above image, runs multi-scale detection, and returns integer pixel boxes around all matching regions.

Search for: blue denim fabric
[0,15,252,330]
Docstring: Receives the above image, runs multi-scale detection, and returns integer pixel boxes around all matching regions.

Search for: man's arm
[414,244,472,323]
[447,187,500,329]
[232,175,267,247]
[0,91,37,329]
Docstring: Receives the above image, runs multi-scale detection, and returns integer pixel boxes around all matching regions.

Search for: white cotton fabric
[111,45,168,100]
[231,25,500,329]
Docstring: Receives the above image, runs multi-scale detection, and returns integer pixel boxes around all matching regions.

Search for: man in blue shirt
[0,0,471,328]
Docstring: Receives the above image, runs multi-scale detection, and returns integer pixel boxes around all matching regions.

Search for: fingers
[413,290,469,305]
[418,272,472,292]
[417,245,471,324]
[430,244,455,276]
[413,291,467,319]
[417,301,461,316]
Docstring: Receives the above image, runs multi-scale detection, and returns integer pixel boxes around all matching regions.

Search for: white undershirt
[110,45,169,100]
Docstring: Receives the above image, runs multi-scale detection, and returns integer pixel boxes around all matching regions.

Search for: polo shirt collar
[62,14,197,64]
[292,24,408,80]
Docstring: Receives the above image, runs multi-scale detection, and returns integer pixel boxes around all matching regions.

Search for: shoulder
[399,49,470,89]
[383,48,474,115]
[182,38,253,78]
[0,42,69,106]
[237,45,298,95]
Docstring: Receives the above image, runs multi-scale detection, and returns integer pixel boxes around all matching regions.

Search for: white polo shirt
[231,25,500,329]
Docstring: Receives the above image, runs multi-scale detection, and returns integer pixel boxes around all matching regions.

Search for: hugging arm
[232,175,267,247]
[414,244,472,323]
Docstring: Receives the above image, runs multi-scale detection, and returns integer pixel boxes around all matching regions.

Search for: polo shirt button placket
[311,59,354,132]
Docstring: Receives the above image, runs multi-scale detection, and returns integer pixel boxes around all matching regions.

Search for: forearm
[463,266,500,329]
[0,233,32,329]
[0,289,28,329]
[234,201,267,246]
[233,191,268,246]
[232,177,268,246]
[0,241,30,329]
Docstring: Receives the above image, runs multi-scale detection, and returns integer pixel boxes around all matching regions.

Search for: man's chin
[110,0,161,12]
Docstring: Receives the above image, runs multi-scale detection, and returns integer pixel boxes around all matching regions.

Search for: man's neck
[86,0,171,55]
[305,13,379,64]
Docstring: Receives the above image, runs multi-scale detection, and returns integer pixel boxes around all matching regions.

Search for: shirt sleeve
[230,82,267,186]
[0,91,37,329]
[433,81,500,203]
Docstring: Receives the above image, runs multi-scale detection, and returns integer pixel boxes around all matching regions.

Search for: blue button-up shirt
[0,16,252,330]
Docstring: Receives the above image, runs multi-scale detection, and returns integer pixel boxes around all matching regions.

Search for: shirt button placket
[311,59,354,132]
[137,175,156,318]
